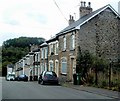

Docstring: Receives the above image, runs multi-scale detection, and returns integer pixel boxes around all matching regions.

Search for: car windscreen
[8,74,15,77]
[8,76,15,78]
[20,75,26,77]
[45,72,57,77]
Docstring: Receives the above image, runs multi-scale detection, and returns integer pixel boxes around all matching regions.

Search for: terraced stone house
[14,2,120,82]
[46,36,59,76]
[56,2,120,81]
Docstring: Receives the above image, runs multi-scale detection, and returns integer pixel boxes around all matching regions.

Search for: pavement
[0,77,2,101]
[61,82,120,99]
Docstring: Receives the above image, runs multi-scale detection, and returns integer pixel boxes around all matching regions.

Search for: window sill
[70,49,75,51]
[62,49,66,52]
[61,73,67,76]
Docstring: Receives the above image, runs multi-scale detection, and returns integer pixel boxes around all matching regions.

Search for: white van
[6,72,15,81]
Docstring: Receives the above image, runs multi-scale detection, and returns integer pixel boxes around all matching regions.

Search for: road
[2,78,114,100]
[0,77,2,101]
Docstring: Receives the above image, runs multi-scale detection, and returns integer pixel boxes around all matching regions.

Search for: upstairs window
[41,48,44,59]
[49,44,53,55]
[70,33,75,50]
[55,42,59,55]
[45,48,48,59]
[34,53,37,62]
[38,52,40,61]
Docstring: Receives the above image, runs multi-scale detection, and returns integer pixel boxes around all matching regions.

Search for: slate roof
[56,4,120,36]
[40,42,48,47]
[46,35,58,43]
[7,64,14,68]
[32,48,40,52]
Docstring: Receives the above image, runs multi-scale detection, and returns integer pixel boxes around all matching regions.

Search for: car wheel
[38,80,40,84]
[40,80,44,85]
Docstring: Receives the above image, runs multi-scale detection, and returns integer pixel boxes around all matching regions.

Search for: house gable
[76,4,120,29]
[57,4,120,36]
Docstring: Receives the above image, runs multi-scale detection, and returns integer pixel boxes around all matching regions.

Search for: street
[2,78,115,100]
[0,77,2,101]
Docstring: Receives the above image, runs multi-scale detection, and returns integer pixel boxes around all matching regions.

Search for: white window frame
[55,60,59,76]
[45,48,47,59]
[61,57,67,74]
[44,63,47,71]
[49,44,53,55]
[40,63,43,73]
[55,41,59,55]
[41,48,44,59]
[49,60,53,71]
[71,33,75,50]
[35,53,37,62]
[38,52,40,61]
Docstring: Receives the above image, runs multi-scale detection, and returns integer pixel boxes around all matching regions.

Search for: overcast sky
[0,0,119,46]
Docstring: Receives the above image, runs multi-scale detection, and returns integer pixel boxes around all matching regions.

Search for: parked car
[15,74,28,81]
[6,75,15,81]
[38,71,59,85]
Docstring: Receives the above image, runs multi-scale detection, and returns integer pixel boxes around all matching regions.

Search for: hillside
[2,37,45,76]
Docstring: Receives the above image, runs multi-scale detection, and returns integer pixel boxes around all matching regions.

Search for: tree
[76,46,108,85]
[76,46,93,84]
[2,36,45,76]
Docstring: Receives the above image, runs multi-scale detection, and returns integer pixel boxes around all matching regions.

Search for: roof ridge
[57,4,120,36]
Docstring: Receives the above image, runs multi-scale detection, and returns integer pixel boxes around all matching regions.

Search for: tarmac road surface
[2,77,115,100]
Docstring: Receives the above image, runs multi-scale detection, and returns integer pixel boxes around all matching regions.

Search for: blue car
[16,74,28,81]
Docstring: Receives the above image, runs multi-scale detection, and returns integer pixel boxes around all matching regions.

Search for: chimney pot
[69,15,71,19]
[72,16,74,20]
[69,15,75,25]
[79,1,93,18]
[81,1,83,7]
[83,1,86,7]
[88,2,91,7]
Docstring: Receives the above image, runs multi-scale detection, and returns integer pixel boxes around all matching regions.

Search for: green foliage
[2,61,12,68]
[76,46,108,84]
[87,74,94,84]
[2,36,45,76]
[76,46,93,83]
[2,37,45,48]
[2,46,29,64]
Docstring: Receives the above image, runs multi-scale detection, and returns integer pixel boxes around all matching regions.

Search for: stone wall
[78,8,120,62]
[58,32,76,81]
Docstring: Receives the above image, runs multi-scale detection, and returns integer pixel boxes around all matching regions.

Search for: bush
[99,80,108,88]
[88,74,94,84]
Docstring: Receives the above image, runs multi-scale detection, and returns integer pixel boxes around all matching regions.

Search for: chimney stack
[69,15,75,25]
[79,1,93,18]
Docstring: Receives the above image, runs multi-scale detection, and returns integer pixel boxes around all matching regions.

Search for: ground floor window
[61,57,67,74]
[55,60,59,76]
[44,63,47,71]
[49,60,53,71]
[40,63,44,73]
